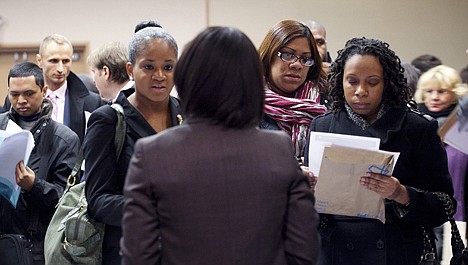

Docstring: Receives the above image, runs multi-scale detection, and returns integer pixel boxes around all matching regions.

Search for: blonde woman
[415,64,468,220]
[415,65,468,125]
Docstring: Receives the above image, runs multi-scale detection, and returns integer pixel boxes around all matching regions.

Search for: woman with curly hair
[305,37,454,265]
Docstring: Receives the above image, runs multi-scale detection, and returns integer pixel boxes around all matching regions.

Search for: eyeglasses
[277,51,314,67]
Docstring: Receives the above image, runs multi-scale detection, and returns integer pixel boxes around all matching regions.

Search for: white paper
[82,111,93,171]
[308,132,381,176]
[6,119,23,133]
[84,111,92,134]
[0,129,35,207]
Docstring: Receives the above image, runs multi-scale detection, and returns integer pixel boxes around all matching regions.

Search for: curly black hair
[328,37,412,112]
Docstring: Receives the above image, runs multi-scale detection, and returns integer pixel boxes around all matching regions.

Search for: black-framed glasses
[277,51,314,67]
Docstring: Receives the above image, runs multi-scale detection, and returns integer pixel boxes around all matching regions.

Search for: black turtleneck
[417,103,456,127]
[417,103,456,119]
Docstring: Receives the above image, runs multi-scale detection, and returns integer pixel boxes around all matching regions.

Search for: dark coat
[2,71,103,143]
[64,71,103,142]
[83,90,183,265]
[305,107,454,265]
[259,115,281,131]
[121,118,320,265]
[0,101,79,261]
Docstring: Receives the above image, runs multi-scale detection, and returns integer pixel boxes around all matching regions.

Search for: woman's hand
[301,166,317,191]
[360,172,410,205]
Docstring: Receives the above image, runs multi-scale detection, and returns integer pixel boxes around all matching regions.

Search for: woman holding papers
[305,37,454,265]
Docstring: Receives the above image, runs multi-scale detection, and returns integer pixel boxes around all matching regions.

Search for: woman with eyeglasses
[258,19,328,188]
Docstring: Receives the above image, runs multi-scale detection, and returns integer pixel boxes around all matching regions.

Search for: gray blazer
[121,118,321,265]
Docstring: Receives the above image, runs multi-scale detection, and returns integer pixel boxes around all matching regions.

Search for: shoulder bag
[44,103,126,265]
[420,192,468,265]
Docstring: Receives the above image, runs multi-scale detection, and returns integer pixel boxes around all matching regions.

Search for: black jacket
[305,107,454,265]
[0,100,80,261]
[83,90,184,264]
[2,71,103,143]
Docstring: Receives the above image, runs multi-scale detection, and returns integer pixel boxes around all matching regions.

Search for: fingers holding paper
[15,160,35,191]
[360,172,395,197]
[301,166,317,191]
[360,172,410,205]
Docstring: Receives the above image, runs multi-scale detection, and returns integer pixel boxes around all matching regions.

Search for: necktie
[47,92,59,121]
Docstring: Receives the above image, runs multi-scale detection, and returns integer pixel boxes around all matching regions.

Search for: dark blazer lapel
[117,93,184,139]
[125,107,155,138]
[66,72,88,141]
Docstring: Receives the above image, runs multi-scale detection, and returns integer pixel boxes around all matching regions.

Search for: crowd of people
[0,18,467,265]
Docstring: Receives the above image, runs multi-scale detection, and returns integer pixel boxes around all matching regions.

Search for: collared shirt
[110,81,135,104]
[46,82,67,124]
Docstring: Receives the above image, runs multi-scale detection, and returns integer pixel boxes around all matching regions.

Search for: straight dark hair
[175,26,264,128]
[8,62,44,89]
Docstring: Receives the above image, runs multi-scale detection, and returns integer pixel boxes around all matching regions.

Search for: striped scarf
[264,81,328,157]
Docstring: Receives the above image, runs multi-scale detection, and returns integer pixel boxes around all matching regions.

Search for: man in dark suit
[2,34,102,143]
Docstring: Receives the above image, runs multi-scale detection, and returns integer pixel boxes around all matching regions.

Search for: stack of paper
[308,132,400,223]
[0,129,35,208]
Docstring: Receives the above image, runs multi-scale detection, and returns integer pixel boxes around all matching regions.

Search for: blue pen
[368,164,389,175]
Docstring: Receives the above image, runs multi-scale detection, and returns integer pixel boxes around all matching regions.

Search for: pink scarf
[264,81,328,157]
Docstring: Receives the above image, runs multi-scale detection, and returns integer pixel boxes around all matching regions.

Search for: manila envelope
[314,146,395,223]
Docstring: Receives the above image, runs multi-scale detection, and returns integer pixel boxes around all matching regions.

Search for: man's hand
[16,160,35,191]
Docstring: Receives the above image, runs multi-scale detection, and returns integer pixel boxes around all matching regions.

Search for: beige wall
[209,0,468,71]
[0,0,467,90]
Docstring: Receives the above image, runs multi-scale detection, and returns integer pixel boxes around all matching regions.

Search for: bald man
[303,20,332,73]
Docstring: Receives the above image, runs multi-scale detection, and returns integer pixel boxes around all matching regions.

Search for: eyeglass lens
[278,52,314,67]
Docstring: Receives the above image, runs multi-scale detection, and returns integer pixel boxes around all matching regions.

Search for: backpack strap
[66,104,126,189]
[65,147,84,190]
